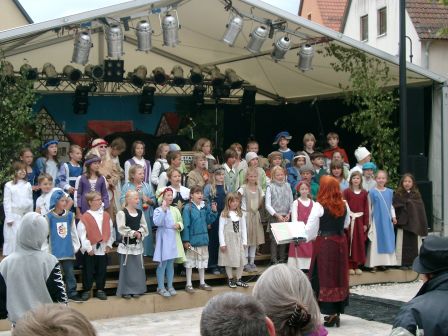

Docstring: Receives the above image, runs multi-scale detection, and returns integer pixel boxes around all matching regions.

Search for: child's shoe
[185,285,195,294]
[96,290,107,300]
[157,288,171,297]
[168,288,177,296]
[228,279,237,288]
[199,283,212,291]
[235,279,249,288]
[81,291,91,301]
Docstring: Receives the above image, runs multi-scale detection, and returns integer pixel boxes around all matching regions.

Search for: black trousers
[82,253,107,291]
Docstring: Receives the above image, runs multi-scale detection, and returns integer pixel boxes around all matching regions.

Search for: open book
[270,221,308,245]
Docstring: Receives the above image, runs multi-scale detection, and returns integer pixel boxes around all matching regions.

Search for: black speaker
[407,155,428,181]
[417,180,433,231]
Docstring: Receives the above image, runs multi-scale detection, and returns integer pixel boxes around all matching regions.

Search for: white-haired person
[253,264,328,336]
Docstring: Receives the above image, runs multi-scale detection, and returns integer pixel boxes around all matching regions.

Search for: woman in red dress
[305,175,350,328]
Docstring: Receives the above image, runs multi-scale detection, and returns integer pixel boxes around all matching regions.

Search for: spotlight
[205,66,225,87]
[71,31,92,65]
[103,60,124,82]
[246,26,268,53]
[225,68,243,89]
[73,85,89,114]
[63,65,82,83]
[135,20,152,52]
[192,86,206,106]
[189,66,203,85]
[242,86,257,109]
[222,14,243,46]
[152,67,168,85]
[84,64,104,80]
[171,65,186,87]
[20,64,38,80]
[161,12,179,47]
[42,63,60,86]
[271,36,291,62]
[1,61,14,78]
[139,86,156,114]
[105,24,124,59]
[298,44,314,71]
[128,65,147,88]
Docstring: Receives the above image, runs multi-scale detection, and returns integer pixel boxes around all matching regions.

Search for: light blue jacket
[181,202,218,247]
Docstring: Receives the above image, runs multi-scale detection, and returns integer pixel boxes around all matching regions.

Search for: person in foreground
[305,175,350,328]
[12,304,96,336]
[253,264,327,336]
[390,235,448,336]
[0,213,68,326]
[200,292,276,336]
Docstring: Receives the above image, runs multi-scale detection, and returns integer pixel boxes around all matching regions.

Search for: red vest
[81,212,111,245]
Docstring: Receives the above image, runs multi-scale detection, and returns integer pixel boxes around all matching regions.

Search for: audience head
[13,304,96,336]
[253,264,320,336]
[201,292,275,336]
[16,212,49,252]
[412,235,448,281]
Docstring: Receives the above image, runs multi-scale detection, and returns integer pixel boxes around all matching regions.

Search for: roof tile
[406,0,448,40]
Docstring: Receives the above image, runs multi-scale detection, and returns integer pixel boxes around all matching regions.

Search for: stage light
[20,64,38,80]
[271,36,291,62]
[1,61,14,78]
[63,65,82,83]
[42,63,60,86]
[212,84,230,99]
[136,20,152,52]
[222,14,243,46]
[171,65,186,87]
[225,68,243,89]
[139,86,156,114]
[189,66,203,85]
[242,86,257,109]
[128,65,147,88]
[298,44,314,71]
[84,64,104,80]
[246,26,268,53]
[192,86,206,106]
[72,31,92,65]
[106,24,124,59]
[73,85,89,114]
[103,60,124,82]
[152,67,168,85]
[161,12,179,47]
[205,66,225,87]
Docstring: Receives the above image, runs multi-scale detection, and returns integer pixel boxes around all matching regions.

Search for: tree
[321,43,400,184]
[0,59,39,203]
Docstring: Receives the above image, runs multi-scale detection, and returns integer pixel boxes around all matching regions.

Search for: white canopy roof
[0,0,446,102]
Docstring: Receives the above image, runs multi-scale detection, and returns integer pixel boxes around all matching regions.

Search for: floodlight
[161,12,179,47]
[63,65,82,83]
[152,67,168,85]
[73,85,89,114]
[271,36,291,62]
[136,20,152,52]
[242,86,257,109]
[171,65,186,87]
[298,44,314,71]
[106,25,124,59]
[42,63,60,86]
[205,66,225,87]
[192,86,206,106]
[1,61,14,77]
[225,68,243,89]
[189,66,203,85]
[72,31,92,65]
[246,26,268,53]
[222,14,243,46]
[140,86,156,114]
[20,64,38,80]
[84,64,104,80]
[128,65,148,88]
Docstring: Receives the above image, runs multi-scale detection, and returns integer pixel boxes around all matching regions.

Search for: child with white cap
[349,146,371,178]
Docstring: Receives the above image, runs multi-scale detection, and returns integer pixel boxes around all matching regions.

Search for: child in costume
[35,140,59,182]
[273,131,295,168]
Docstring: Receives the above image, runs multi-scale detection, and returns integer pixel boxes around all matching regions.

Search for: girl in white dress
[3,162,33,255]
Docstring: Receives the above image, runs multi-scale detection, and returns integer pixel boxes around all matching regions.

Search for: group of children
[2,131,428,301]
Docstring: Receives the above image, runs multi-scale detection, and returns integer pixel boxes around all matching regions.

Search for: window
[377,7,387,36]
[360,15,368,41]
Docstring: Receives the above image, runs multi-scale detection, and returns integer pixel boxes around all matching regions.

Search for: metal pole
[399,0,408,173]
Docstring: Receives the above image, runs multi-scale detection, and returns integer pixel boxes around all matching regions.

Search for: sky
[17,0,300,23]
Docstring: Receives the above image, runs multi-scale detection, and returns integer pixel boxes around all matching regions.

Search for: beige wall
[299,0,324,25]
[0,0,29,31]
[427,40,448,78]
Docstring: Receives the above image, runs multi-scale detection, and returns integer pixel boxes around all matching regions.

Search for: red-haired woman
[305,175,350,328]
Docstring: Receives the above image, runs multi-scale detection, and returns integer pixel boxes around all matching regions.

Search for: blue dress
[121,182,156,256]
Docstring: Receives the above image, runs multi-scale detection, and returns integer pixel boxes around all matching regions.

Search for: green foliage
[0,59,39,203]
[322,43,400,185]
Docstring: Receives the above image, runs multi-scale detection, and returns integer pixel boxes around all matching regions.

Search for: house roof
[316,0,349,32]
[407,0,448,40]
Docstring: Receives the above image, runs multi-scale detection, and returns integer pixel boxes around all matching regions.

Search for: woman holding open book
[305,176,350,328]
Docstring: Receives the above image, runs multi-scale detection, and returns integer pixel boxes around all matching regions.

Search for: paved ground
[0,281,423,336]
